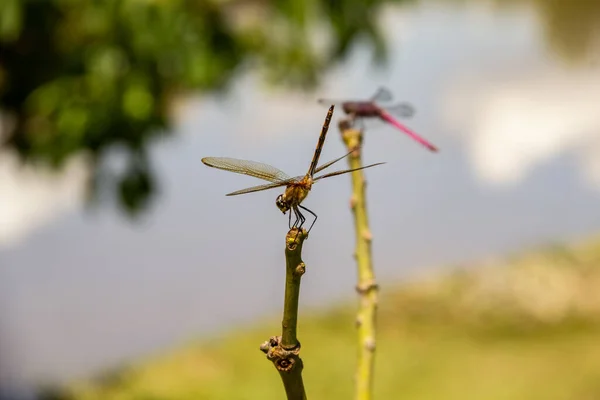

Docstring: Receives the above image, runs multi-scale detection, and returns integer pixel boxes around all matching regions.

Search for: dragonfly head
[276,194,290,214]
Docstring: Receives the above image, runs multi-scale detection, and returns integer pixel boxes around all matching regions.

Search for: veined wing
[202,157,291,183]
[317,87,394,106]
[226,179,296,196]
[383,102,415,118]
[313,162,386,181]
[313,147,359,175]
[316,99,347,106]
[370,87,393,103]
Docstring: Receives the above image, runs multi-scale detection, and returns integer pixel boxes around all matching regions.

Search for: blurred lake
[1,0,600,396]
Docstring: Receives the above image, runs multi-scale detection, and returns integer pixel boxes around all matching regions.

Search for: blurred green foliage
[0,0,396,214]
[39,236,600,399]
[490,0,600,61]
[532,0,600,62]
[0,0,598,215]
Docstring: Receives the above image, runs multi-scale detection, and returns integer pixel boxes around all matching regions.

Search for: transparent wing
[348,116,387,132]
[226,179,296,196]
[314,162,386,181]
[384,102,415,118]
[370,87,393,103]
[313,148,358,175]
[202,157,292,183]
[316,98,346,107]
[318,87,394,106]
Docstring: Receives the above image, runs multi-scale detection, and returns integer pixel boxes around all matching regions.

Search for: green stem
[340,120,379,400]
[260,228,308,400]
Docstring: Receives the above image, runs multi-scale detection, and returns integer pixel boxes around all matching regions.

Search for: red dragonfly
[317,87,438,152]
[202,105,385,234]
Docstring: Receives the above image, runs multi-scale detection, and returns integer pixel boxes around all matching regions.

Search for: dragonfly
[317,87,438,152]
[201,105,385,235]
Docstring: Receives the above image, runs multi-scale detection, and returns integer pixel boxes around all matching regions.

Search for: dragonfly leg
[291,207,301,229]
[299,205,317,234]
[288,209,293,229]
[296,206,306,230]
[291,206,305,242]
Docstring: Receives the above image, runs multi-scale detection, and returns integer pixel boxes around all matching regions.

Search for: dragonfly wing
[316,99,345,106]
[319,87,393,106]
[202,157,292,183]
[344,117,389,134]
[226,179,295,196]
[385,102,416,118]
[370,87,393,103]
[313,148,358,175]
[313,162,386,181]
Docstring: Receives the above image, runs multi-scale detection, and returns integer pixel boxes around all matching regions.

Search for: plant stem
[260,228,308,400]
[340,120,379,400]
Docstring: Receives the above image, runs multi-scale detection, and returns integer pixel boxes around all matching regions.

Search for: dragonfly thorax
[343,102,381,118]
[276,180,312,214]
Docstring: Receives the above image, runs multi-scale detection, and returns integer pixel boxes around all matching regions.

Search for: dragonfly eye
[275,194,289,213]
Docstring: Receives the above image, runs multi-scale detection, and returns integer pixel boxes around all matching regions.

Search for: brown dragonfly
[317,87,438,152]
[202,105,385,234]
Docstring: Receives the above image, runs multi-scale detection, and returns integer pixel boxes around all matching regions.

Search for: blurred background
[1,0,600,399]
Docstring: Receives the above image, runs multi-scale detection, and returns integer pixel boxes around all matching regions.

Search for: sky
[1,0,600,394]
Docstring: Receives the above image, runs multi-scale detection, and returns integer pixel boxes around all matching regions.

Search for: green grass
[50,235,600,400]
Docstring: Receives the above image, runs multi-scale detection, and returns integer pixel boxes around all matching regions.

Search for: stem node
[362,229,372,242]
[364,337,376,352]
[295,263,306,276]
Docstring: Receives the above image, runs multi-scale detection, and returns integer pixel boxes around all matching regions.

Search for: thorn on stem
[350,194,357,209]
